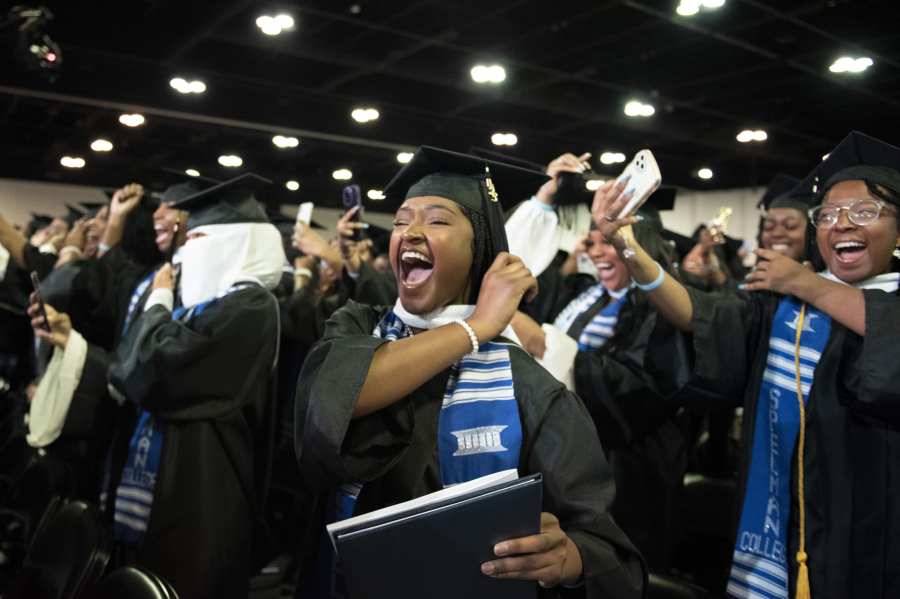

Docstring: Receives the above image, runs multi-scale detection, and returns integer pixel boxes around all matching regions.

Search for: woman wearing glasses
[590,131,900,599]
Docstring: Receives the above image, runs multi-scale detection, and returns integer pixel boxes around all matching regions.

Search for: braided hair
[459,205,491,304]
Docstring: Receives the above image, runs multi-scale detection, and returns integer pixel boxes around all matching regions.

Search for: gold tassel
[793,305,812,599]
[795,550,811,599]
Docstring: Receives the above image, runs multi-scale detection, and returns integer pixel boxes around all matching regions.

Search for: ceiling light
[599,152,626,165]
[256,14,294,36]
[624,100,655,117]
[697,168,714,180]
[829,56,873,74]
[272,135,300,149]
[118,113,145,127]
[170,77,206,94]
[676,0,724,16]
[737,129,767,143]
[351,107,380,123]
[60,156,85,169]
[90,139,113,152]
[217,154,243,168]
[396,152,414,164]
[185,169,200,177]
[585,179,606,191]
[286,180,300,191]
[332,168,353,181]
[676,1,700,16]
[367,189,385,200]
[274,14,294,29]
[470,64,506,84]
[491,132,518,146]
[822,153,830,161]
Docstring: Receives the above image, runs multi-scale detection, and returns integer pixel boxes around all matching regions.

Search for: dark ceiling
[1,0,899,211]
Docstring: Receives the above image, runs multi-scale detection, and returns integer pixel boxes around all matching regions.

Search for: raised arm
[591,180,694,332]
[353,252,537,418]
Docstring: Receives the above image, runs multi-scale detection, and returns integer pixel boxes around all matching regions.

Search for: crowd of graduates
[0,131,898,599]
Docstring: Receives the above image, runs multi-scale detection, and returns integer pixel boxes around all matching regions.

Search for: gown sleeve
[515,350,646,598]
[505,199,561,278]
[644,287,767,407]
[849,289,900,417]
[573,308,671,447]
[295,301,417,489]
[108,286,279,421]
[343,261,398,307]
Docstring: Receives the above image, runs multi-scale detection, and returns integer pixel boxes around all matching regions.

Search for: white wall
[0,178,108,227]
[0,178,766,244]
[661,186,765,246]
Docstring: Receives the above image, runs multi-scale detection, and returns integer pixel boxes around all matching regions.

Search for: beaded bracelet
[452,319,480,355]
[632,261,666,292]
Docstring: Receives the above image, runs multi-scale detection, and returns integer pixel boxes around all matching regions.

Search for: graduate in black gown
[592,131,900,599]
[30,174,284,597]
[296,147,645,598]
[509,191,687,572]
[105,173,285,598]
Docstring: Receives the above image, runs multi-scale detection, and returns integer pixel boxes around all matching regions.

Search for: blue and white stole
[553,284,628,351]
[727,271,900,599]
[336,302,523,516]
[112,278,245,546]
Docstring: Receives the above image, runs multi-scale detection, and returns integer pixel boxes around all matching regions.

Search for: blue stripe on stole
[728,296,830,599]
[553,284,606,333]
[438,341,521,487]
[114,410,164,546]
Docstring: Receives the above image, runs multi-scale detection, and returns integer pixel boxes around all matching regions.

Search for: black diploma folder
[328,470,543,599]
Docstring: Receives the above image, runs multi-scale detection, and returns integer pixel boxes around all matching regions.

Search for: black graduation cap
[632,186,677,232]
[660,229,694,261]
[171,172,271,230]
[758,174,807,213]
[364,221,392,256]
[29,212,54,230]
[382,146,550,261]
[793,131,900,206]
[25,213,53,239]
[64,204,87,226]
[158,168,221,205]
[77,201,107,219]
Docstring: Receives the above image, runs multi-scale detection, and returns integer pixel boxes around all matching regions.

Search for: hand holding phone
[615,150,662,219]
[30,271,51,333]
[341,185,365,242]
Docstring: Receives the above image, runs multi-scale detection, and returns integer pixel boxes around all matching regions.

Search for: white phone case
[615,150,662,219]
[296,202,314,226]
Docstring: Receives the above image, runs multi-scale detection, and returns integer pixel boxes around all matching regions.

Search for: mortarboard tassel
[793,304,812,599]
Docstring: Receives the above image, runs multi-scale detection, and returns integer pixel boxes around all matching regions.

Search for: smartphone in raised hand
[30,271,51,332]
[341,185,365,242]
[615,150,662,219]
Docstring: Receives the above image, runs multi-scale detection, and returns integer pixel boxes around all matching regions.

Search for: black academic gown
[39,248,156,500]
[533,272,687,571]
[646,287,900,598]
[295,301,646,599]
[107,284,279,599]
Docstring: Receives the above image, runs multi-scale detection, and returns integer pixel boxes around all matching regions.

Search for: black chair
[9,499,110,599]
[648,571,713,599]
[671,474,737,594]
[87,566,179,599]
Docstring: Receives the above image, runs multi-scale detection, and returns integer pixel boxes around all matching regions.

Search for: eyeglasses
[808,198,889,229]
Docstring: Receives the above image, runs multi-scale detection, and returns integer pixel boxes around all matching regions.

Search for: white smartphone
[615,149,662,219]
[296,202,314,227]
